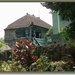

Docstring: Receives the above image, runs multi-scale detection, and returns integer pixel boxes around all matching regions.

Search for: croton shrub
[0,38,75,72]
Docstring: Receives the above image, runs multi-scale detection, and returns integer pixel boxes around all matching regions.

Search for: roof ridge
[4,13,51,30]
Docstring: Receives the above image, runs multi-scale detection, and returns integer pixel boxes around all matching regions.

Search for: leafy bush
[0,37,75,72]
[11,38,38,70]
[67,47,75,64]
[30,55,71,72]
[0,60,26,72]
[30,55,50,71]
[51,61,70,71]
[0,44,3,48]
[60,25,75,48]
[46,27,53,36]
[34,44,68,61]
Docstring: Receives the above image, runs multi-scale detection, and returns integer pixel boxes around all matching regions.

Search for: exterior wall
[52,12,71,43]
[52,12,60,34]
[4,26,49,48]
[51,33,66,44]
[5,29,16,40]
[4,29,16,48]
[52,12,70,34]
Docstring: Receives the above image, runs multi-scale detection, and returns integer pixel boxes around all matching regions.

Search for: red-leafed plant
[12,38,38,68]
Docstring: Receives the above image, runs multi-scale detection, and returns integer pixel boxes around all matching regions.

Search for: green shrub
[0,44,3,48]
[0,60,26,72]
[30,55,50,71]
[30,55,71,72]
[34,44,68,61]
[49,61,66,71]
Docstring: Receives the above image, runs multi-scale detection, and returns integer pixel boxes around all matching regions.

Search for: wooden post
[30,26,32,40]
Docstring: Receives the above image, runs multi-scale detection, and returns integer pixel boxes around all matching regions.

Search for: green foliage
[0,42,74,72]
[0,37,75,72]
[0,44,3,48]
[30,55,50,71]
[60,27,75,64]
[60,23,75,47]
[49,61,66,71]
[60,27,69,41]
[30,56,70,72]
[42,2,75,47]
[0,60,26,72]
[0,50,3,54]
[49,61,74,71]
[34,44,68,61]
[65,23,75,40]
[0,38,7,50]
[46,27,53,36]
[43,2,75,21]
[0,43,4,54]
[0,38,4,43]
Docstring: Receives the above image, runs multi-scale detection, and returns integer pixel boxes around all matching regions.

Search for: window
[15,29,25,38]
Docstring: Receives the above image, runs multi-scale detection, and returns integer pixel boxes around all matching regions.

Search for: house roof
[5,13,51,30]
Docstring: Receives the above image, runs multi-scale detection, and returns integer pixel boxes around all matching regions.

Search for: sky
[0,2,52,38]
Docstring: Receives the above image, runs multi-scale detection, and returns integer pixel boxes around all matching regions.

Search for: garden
[0,37,75,72]
[1,2,75,72]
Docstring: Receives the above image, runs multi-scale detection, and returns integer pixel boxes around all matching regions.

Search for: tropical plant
[46,27,53,36]
[0,44,3,48]
[30,55,72,72]
[30,55,50,71]
[0,60,26,72]
[60,24,75,47]
[11,38,38,70]
[49,61,72,71]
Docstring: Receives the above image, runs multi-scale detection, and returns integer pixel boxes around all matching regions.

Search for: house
[41,2,71,44]
[51,12,71,43]
[4,13,51,47]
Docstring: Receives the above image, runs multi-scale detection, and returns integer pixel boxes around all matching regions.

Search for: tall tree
[41,2,75,41]
[41,2,75,21]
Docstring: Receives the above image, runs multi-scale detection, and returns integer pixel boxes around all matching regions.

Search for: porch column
[29,26,32,39]
[57,12,60,33]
